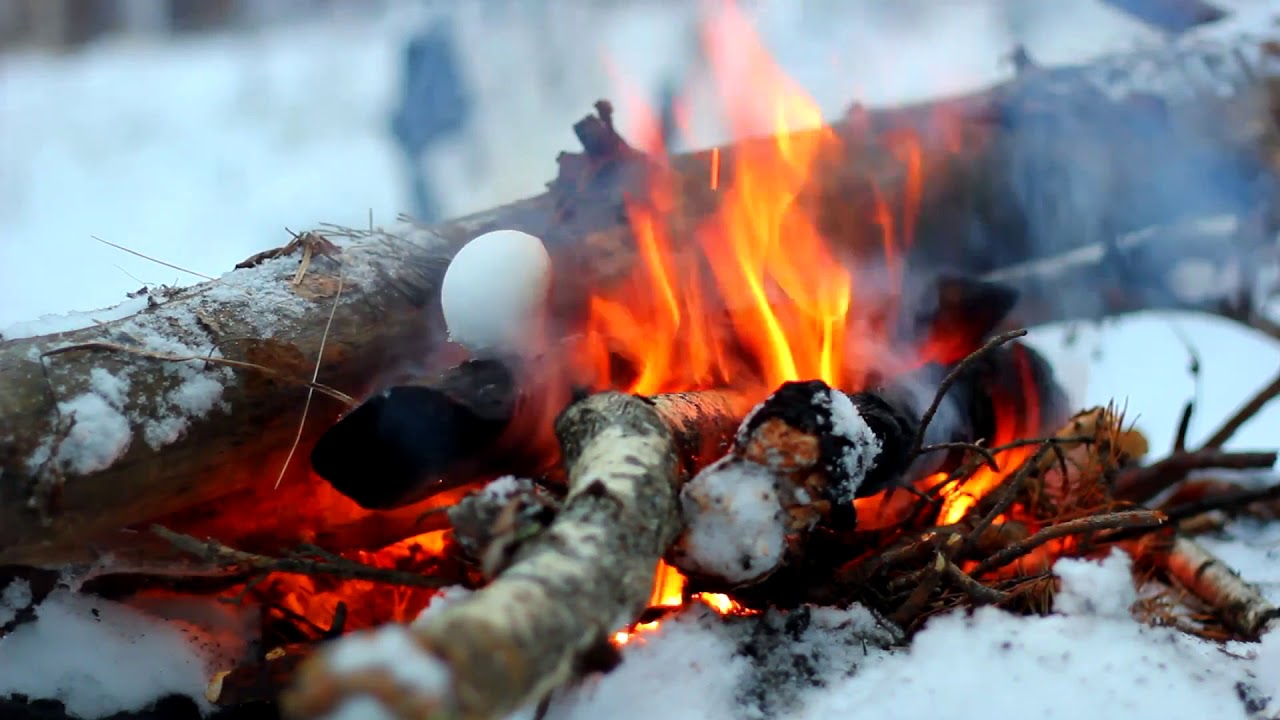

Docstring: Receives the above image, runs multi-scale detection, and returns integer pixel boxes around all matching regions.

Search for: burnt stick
[1111,449,1279,503]
[311,357,749,510]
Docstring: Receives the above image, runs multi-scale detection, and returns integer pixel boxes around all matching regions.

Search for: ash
[726,605,898,719]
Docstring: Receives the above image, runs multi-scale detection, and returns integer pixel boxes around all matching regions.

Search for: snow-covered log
[1,30,1277,565]
[281,392,688,720]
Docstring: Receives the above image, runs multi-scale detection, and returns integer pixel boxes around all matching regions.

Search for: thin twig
[276,271,345,489]
[42,342,356,406]
[1200,367,1280,449]
[1173,401,1195,453]
[151,525,454,589]
[92,235,215,280]
[970,510,1166,577]
[917,442,1000,471]
[889,554,945,628]
[964,443,1053,553]
[906,329,1029,463]
[938,553,1009,605]
[986,435,1096,453]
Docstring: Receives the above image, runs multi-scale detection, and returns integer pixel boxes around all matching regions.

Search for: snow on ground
[0,588,251,718]
[2,0,1280,718]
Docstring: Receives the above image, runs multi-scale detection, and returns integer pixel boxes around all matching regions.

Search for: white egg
[441,229,553,356]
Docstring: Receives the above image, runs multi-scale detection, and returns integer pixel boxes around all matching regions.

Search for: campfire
[2,3,1280,720]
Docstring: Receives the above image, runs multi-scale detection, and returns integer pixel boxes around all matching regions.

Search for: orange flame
[582,1,932,400]
[211,2,1037,640]
[938,349,1045,525]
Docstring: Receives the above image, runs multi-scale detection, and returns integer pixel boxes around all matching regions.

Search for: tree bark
[1,31,1277,565]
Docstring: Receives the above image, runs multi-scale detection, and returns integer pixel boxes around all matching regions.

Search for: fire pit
[2,3,1279,720]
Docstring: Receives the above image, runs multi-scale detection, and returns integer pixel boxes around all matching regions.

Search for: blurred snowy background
[1,0,1277,451]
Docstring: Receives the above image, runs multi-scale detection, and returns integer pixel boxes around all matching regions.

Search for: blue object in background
[390,19,472,223]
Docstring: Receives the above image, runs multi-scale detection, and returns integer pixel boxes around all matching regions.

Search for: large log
[1,31,1278,565]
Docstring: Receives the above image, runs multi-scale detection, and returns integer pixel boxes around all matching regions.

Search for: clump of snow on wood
[31,390,133,475]
[141,372,227,449]
[0,590,225,718]
[0,295,151,342]
[328,624,451,697]
[89,367,131,408]
[818,389,882,500]
[676,457,787,585]
[1053,548,1138,618]
[199,252,325,336]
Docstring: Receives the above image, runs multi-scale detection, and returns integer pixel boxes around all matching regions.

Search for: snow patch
[0,590,220,718]
[796,606,1252,720]
[1053,548,1138,619]
[0,579,33,627]
[676,457,787,585]
[727,605,899,718]
[1255,629,1280,701]
[547,606,748,720]
[329,624,451,696]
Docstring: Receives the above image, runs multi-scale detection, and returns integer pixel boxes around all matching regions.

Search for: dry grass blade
[92,235,215,280]
[276,271,346,489]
